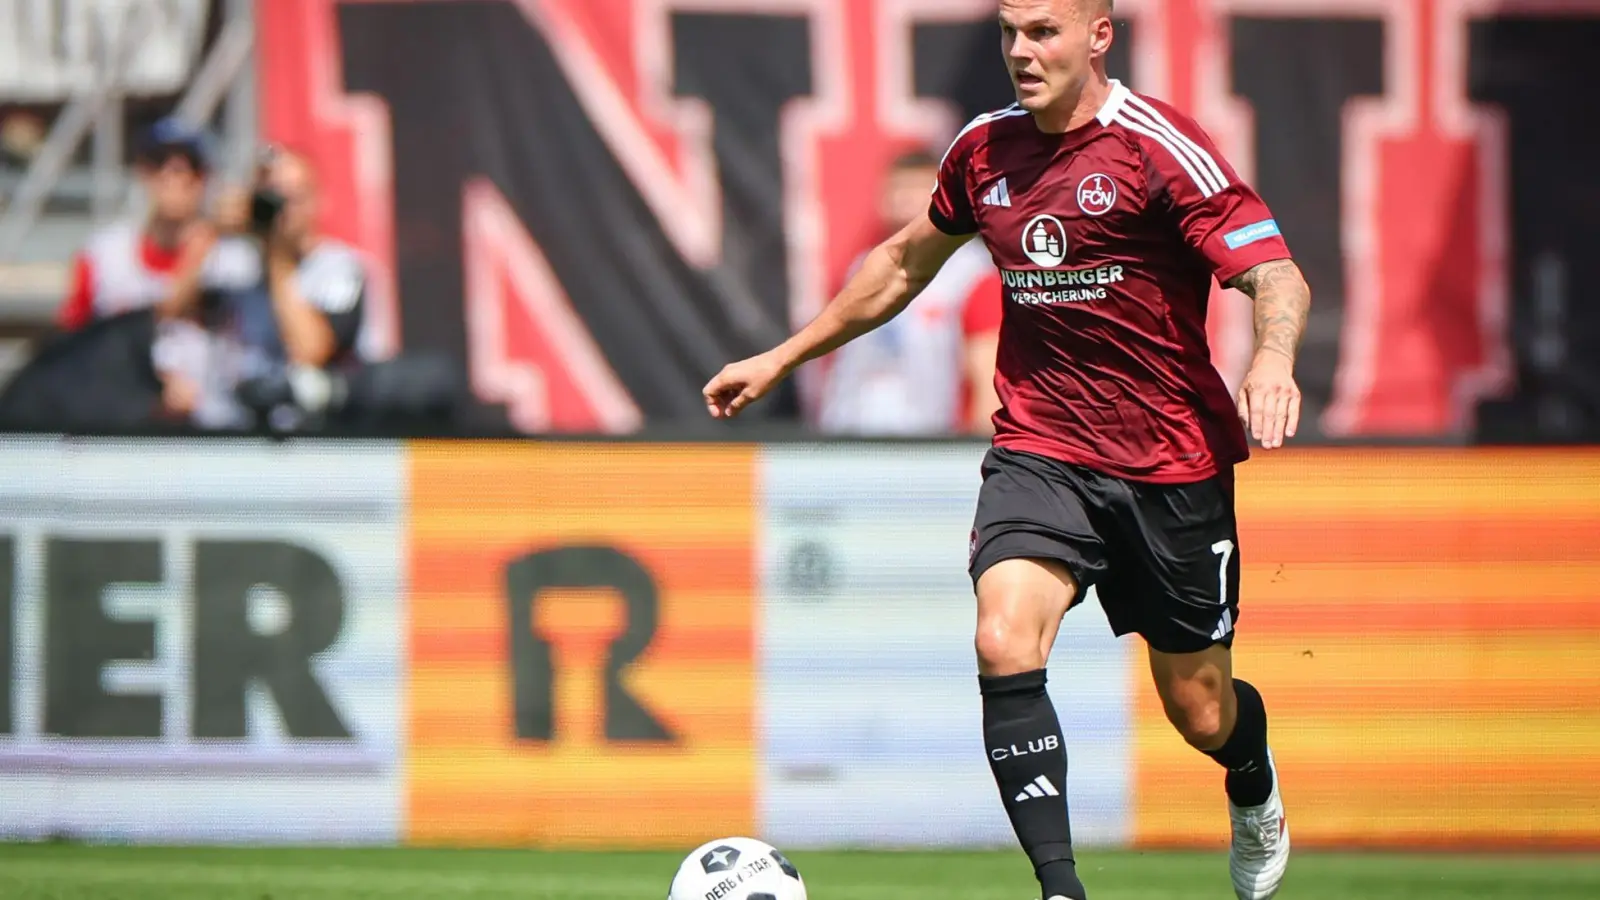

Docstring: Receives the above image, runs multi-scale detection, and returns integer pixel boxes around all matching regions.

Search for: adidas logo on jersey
[1014,775,1061,802]
[982,177,1013,207]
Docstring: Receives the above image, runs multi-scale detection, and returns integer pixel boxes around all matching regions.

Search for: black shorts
[967,447,1241,655]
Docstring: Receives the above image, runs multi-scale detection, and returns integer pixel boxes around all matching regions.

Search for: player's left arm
[1227,258,1311,449]
[1139,102,1312,449]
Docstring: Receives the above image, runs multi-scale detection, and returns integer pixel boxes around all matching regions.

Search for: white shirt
[817,239,1002,435]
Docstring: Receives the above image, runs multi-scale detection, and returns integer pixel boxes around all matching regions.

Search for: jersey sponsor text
[1001,264,1125,304]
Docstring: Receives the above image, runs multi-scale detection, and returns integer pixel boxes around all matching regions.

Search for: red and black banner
[258,0,1600,440]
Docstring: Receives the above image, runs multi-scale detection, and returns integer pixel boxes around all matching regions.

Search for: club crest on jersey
[1077,173,1117,216]
[1022,214,1068,267]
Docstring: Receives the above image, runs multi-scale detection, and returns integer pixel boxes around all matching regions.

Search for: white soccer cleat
[1228,750,1290,899]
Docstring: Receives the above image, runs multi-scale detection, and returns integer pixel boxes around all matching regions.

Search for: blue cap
[137,116,214,170]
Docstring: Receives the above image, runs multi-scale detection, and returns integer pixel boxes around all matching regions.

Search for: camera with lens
[249,186,286,233]
[248,145,286,234]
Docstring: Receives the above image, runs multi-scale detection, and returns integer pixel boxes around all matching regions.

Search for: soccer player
[702,1,1308,898]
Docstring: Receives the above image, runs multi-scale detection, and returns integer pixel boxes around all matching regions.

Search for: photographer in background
[2,136,463,434]
[159,146,370,431]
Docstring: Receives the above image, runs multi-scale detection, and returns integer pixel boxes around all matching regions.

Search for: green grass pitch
[1,845,1598,899]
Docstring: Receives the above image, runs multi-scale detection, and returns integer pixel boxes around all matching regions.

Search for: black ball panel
[701,845,743,874]
[770,850,800,880]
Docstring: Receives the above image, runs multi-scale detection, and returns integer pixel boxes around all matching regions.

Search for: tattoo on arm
[1229,259,1310,364]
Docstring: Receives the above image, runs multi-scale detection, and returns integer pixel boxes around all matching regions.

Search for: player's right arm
[790,214,970,365]
[706,127,984,420]
[703,214,969,420]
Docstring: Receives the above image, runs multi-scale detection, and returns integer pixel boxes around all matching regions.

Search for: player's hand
[703,351,789,420]
[1236,352,1301,449]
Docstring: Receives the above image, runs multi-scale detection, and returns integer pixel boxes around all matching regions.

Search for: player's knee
[973,558,1076,675]
[974,613,1044,675]
[1163,695,1227,750]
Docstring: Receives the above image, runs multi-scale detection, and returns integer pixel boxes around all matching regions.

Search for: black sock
[980,669,1086,900]
[1205,678,1274,807]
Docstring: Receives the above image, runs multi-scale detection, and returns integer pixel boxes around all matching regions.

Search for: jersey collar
[1095,79,1131,126]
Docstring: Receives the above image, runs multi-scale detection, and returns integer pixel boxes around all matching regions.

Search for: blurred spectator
[50,118,258,421]
[56,118,241,330]
[0,109,46,169]
[0,138,465,435]
[157,145,372,431]
[158,146,466,434]
[816,150,1004,436]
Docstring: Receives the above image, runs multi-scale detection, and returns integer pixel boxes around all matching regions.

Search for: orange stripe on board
[409,442,758,510]
[407,797,754,849]
[411,510,753,544]
[410,748,756,787]
[411,543,755,598]
[1135,757,1600,848]
[1138,758,1600,788]
[409,666,756,744]
[406,442,759,848]
[412,626,754,665]
[412,589,753,632]
[1236,517,1600,564]
[1226,680,1600,716]
[1224,635,1600,689]
[409,713,756,746]
[407,664,755,746]
[1232,448,1600,518]
[1239,562,1600,603]
[1238,595,1600,635]
[1134,834,1600,853]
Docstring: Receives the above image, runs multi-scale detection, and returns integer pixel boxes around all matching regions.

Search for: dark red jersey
[930,80,1292,483]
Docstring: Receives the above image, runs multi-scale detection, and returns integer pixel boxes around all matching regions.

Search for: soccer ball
[667,836,807,900]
